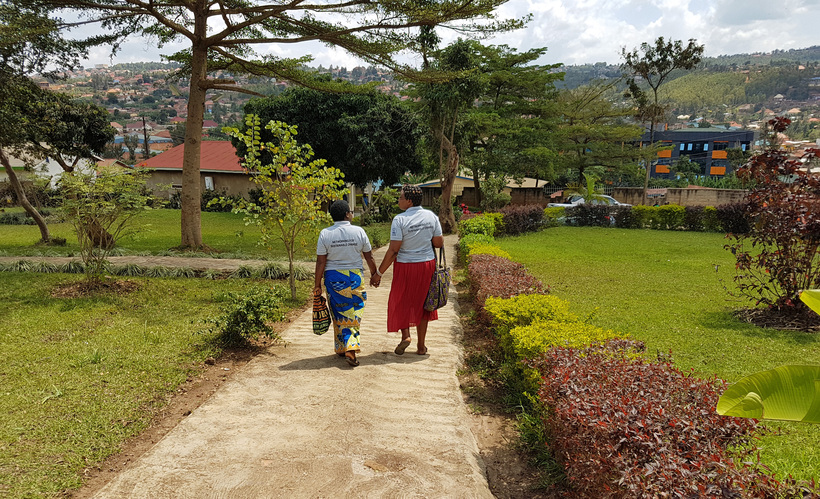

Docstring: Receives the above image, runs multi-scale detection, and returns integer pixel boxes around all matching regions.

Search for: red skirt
[387,260,438,332]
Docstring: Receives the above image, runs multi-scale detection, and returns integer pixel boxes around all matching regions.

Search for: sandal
[345,352,359,367]
[394,339,411,355]
[416,347,428,355]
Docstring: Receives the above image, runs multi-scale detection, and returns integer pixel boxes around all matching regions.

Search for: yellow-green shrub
[482,212,505,233]
[509,320,622,360]
[466,243,511,262]
[485,294,577,334]
[458,215,496,237]
[543,206,565,227]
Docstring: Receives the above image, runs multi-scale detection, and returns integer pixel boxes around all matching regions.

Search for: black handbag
[424,246,451,312]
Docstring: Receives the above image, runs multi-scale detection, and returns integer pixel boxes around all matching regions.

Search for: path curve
[91,235,494,498]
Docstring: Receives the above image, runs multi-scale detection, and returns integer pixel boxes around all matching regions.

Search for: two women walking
[314,185,444,367]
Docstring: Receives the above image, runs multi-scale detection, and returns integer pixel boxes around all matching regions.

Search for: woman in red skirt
[370,185,444,355]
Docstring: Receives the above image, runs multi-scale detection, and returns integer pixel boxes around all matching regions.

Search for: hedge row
[530,340,787,497]
[467,252,798,496]
[561,203,751,233]
[459,202,752,238]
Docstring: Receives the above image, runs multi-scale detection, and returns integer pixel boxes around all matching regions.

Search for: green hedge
[559,203,746,232]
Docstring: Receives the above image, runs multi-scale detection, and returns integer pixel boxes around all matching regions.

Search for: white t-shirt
[316,222,372,271]
[390,206,443,263]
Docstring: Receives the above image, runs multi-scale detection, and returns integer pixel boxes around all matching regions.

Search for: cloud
[76,0,820,69]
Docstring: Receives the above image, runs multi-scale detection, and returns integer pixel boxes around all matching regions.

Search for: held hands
[369,274,381,288]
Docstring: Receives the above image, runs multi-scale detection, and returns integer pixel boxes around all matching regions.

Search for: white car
[547,195,631,208]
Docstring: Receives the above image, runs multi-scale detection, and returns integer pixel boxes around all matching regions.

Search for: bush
[509,320,620,360]
[531,339,784,498]
[465,243,510,262]
[715,202,750,234]
[202,189,241,212]
[458,214,496,237]
[629,204,651,228]
[542,207,565,228]
[484,294,577,335]
[498,204,544,235]
[612,205,640,229]
[564,205,613,227]
[702,206,721,232]
[467,254,546,309]
[201,286,289,346]
[654,204,686,230]
[482,212,505,234]
[458,233,495,255]
[683,205,706,231]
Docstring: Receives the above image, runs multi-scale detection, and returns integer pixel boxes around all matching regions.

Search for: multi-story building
[642,128,757,178]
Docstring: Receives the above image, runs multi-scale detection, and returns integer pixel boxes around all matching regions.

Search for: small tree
[621,37,704,205]
[671,154,701,184]
[123,134,140,162]
[563,172,607,204]
[726,117,820,315]
[59,164,157,282]
[223,116,347,299]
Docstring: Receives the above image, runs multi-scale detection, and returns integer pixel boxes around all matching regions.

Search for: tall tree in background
[39,0,525,249]
[242,84,423,187]
[621,37,704,204]
[411,38,486,233]
[461,44,562,207]
[554,80,644,184]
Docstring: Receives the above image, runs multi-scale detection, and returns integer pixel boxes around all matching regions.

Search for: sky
[79,0,820,70]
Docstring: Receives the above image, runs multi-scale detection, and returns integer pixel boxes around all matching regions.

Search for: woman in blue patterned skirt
[314,200,378,367]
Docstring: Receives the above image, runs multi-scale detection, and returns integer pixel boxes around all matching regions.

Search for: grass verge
[0,209,391,259]
[496,226,820,483]
[0,272,309,498]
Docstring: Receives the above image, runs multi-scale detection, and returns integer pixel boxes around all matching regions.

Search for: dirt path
[83,235,496,498]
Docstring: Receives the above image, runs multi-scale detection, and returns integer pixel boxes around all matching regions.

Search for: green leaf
[800,290,820,315]
[716,365,820,423]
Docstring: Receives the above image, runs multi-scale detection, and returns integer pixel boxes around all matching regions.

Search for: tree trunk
[472,171,482,208]
[439,139,459,234]
[179,43,207,249]
[0,149,50,243]
[142,115,150,161]
[642,120,656,206]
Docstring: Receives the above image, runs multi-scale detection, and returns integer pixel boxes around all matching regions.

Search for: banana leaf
[716,365,820,423]
[800,289,820,315]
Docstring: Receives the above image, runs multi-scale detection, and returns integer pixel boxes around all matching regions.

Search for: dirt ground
[69,283,557,498]
[70,307,303,499]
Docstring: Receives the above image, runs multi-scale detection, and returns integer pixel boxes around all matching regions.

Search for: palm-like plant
[562,173,607,204]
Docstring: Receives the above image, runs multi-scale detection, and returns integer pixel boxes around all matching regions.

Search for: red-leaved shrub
[498,204,544,235]
[468,254,546,310]
[531,339,787,498]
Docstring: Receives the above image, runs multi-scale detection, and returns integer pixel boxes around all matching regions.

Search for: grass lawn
[0,272,311,498]
[496,226,820,483]
[0,209,391,260]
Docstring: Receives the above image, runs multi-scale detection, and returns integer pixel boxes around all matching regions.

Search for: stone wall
[614,187,748,207]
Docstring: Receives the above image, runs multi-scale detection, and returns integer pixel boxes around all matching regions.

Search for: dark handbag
[312,289,331,335]
[424,246,451,312]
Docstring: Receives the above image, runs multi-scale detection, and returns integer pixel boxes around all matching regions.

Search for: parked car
[547,195,631,208]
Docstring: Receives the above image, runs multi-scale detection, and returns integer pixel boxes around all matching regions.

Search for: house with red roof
[136,141,254,198]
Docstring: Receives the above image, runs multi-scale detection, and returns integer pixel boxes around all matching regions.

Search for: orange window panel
[710,166,726,175]
[712,150,728,159]
[657,149,672,158]
[656,164,670,174]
